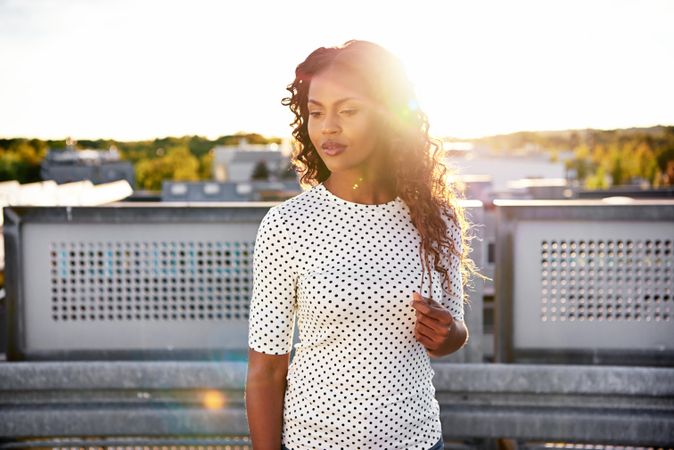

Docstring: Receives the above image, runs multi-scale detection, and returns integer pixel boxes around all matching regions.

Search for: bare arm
[245,348,290,449]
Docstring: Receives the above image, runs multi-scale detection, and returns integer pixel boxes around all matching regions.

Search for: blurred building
[40,141,135,187]
[503,178,571,199]
[162,180,302,202]
[447,174,494,205]
[444,141,572,192]
[212,138,292,182]
[576,186,674,199]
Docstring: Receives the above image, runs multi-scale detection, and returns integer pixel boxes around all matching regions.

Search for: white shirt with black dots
[248,182,464,450]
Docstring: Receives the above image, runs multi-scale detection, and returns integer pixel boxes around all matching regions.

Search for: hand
[410,291,455,355]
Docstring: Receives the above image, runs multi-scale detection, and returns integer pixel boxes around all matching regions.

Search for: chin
[325,163,356,173]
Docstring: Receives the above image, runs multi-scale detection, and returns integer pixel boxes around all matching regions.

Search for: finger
[414,303,454,326]
[417,322,441,342]
[411,292,455,326]
[414,326,434,344]
[416,319,445,340]
[415,307,442,323]
[414,329,437,351]
[411,291,436,308]
[413,291,444,307]
[424,294,441,306]
[427,308,455,327]
[412,291,428,303]
[411,292,440,310]
[412,304,440,325]
[410,298,434,315]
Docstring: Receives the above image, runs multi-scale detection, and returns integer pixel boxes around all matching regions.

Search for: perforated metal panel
[538,237,671,324]
[47,239,252,323]
[4,204,273,359]
[21,223,255,353]
[495,200,674,365]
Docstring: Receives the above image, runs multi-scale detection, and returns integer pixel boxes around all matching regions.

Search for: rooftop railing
[1,199,673,448]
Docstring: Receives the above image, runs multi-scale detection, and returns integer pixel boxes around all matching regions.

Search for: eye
[309,111,322,118]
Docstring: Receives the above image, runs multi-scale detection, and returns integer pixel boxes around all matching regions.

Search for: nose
[321,111,340,135]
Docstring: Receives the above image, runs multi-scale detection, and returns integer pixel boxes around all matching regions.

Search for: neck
[323,173,396,205]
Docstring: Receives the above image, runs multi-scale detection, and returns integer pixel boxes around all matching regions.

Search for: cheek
[356,112,382,138]
[307,120,321,146]
[353,120,380,152]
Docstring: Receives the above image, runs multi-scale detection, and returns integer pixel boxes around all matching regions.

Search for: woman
[245,39,479,450]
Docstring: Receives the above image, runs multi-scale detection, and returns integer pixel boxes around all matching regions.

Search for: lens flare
[203,390,227,410]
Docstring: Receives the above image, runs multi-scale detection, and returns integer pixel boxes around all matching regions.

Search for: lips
[322,141,346,156]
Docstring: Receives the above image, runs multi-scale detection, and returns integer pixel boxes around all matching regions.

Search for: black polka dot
[248,182,464,450]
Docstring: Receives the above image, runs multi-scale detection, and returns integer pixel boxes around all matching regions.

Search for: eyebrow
[307,97,360,107]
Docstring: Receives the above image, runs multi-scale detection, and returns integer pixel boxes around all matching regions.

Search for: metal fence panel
[4,203,272,360]
[23,223,254,352]
[494,200,674,365]
[4,201,483,362]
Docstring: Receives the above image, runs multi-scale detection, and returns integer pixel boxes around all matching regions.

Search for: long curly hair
[281,39,482,309]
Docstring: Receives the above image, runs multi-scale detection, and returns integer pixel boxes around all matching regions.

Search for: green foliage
[135,145,200,191]
[470,126,674,189]
[0,133,280,188]
[568,127,674,188]
[585,166,610,190]
[198,150,214,180]
[251,160,270,180]
[2,128,670,191]
[0,139,47,182]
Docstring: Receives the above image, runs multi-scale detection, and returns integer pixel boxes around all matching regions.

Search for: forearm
[428,320,469,358]
[245,374,287,449]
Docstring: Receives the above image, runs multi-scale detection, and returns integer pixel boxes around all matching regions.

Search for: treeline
[0,138,49,183]
[0,133,282,190]
[471,125,674,188]
[2,126,673,190]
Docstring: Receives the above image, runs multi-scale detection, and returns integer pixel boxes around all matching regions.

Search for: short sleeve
[247,206,298,355]
[440,212,465,322]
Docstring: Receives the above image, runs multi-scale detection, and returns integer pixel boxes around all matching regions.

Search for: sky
[1,0,673,141]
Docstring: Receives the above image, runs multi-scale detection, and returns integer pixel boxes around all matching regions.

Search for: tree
[0,140,44,182]
[135,145,199,191]
[278,160,298,180]
[585,166,610,190]
[606,143,625,185]
[566,144,593,182]
[199,150,214,180]
[251,160,270,181]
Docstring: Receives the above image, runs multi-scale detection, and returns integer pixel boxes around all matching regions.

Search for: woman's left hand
[410,291,465,357]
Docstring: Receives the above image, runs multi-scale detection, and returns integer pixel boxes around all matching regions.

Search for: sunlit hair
[281,39,483,308]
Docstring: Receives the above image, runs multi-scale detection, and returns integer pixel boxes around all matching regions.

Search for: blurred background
[1,0,673,197]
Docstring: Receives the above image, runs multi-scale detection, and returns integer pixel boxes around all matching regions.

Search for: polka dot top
[248,182,465,450]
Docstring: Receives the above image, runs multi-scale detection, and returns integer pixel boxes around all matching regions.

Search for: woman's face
[307,66,384,175]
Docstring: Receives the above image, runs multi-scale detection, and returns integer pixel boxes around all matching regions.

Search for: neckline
[317,182,401,208]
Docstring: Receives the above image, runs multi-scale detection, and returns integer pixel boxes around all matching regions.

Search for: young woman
[245,39,479,450]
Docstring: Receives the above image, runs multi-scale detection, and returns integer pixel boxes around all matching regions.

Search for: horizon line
[1,123,672,143]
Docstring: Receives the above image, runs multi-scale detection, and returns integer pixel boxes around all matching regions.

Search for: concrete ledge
[441,406,674,445]
[0,361,247,390]
[3,362,672,394]
[432,362,674,395]
[0,407,249,437]
[1,361,673,445]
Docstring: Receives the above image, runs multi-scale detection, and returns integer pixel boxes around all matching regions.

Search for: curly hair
[281,39,483,309]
